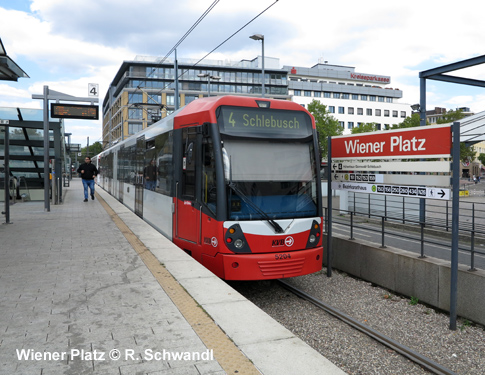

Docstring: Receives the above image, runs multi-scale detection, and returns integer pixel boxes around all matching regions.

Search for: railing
[325,191,485,271]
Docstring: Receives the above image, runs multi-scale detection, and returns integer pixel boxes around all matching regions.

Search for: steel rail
[277,279,457,375]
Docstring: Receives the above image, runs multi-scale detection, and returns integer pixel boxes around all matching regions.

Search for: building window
[339,121,345,128]
[385,124,390,130]
[401,111,406,118]
[166,94,175,106]
[361,95,367,101]
[348,122,354,129]
[128,122,143,134]
[333,93,340,99]
[338,107,345,114]
[384,110,390,117]
[304,90,312,97]
[128,93,143,104]
[357,108,363,115]
[366,108,372,116]
[348,107,354,115]
[293,90,301,96]
[314,91,321,97]
[387,97,393,103]
[324,92,331,98]
[376,109,381,116]
[328,106,335,113]
[370,96,376,101]
[352,94,359,100]
[376,123,381,130]
[378,96,384,102]
[393,110,398,117]
[342,93,349,99]
[128,108,143,119]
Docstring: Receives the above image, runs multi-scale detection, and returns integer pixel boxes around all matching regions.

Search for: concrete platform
[0,180,345,375]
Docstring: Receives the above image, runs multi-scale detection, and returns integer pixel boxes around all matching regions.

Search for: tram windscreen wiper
[228,182,284,233]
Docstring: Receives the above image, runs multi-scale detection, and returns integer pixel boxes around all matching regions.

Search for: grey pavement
[0,181,225,375]
[0,180,346,375]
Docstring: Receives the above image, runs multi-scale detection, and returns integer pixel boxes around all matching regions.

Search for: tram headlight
[225,224,251,253]
[306,220,321,249]
[234,238,244,249]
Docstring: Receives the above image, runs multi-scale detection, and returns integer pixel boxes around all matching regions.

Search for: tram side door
[176,129,200,244]
[118,145,124,204]
[134,135,145,218]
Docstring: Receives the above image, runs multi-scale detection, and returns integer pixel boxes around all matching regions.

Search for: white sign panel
[331,160,450,173]
[332,173,450,187]
[332,182,451,200]
[88,83,99,97]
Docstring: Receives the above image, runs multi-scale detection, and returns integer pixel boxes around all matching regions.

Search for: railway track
[276,279,457,375]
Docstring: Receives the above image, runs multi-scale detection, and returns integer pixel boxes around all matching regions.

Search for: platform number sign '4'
[88,83,99,97]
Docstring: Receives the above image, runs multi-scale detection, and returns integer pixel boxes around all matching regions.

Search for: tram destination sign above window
[50,103,99,120]
[217,106,312,139]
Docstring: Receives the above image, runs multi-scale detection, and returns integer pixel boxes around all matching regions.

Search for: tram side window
[126,145,136,184]
[202,138,216,214]
[154,131,173,196]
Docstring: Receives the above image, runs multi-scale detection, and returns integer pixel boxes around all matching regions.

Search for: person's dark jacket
[77,163,98,180]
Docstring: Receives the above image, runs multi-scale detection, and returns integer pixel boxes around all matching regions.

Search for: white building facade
[284,63,410,134]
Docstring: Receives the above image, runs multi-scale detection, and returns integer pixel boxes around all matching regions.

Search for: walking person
[77,156,98,202]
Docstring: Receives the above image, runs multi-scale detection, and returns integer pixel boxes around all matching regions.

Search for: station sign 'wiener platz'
[330,124,452,200]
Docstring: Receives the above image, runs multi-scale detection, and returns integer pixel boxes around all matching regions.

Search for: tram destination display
[217,106,312,138]
[51,103,99,120]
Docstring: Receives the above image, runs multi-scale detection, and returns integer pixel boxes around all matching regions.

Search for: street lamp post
[250,34,265,97]
[197,73,221,97]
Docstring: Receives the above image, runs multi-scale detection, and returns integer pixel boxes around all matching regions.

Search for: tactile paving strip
[97,193,261,375]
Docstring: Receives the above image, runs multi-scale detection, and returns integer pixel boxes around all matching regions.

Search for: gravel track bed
[229,269,485,375]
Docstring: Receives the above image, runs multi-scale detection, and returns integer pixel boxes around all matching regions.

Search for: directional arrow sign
[332,182,451,200]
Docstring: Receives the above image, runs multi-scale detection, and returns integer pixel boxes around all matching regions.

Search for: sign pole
[43,85,50,212]
[450,121,460,330]
[327,136,332,277]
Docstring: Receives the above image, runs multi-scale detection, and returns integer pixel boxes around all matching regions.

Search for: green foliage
[409,296,419,306]
[478,153,485,166]
[437,109,466,124]
[460,143,476,165]
[307,100,343,160]
[78,141,103,163]
[351,122,378,134]
[393,113,422,129]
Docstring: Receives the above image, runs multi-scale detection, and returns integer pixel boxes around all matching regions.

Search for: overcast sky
[2,0,485,147]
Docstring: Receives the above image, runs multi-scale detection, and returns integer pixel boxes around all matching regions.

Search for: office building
[286,62,410,133]
[102,56,289,147]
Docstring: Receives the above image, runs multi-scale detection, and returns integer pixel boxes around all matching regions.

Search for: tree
[460,143,476,164]
[351,122,378,134]
[307,100,343,160]
[78,142,103,163]
[478,153,485,166]
[437,109,466,124]
[393,113,422,129]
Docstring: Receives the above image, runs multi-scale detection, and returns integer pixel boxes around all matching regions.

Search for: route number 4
[88,83,99,97]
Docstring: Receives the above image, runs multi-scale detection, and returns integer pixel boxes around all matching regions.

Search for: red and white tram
[97,95,323,280]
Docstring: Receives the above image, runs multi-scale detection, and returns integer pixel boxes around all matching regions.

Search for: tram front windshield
[223,138,318,220]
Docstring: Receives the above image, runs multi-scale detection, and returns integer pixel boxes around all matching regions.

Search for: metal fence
[327,191,485,271]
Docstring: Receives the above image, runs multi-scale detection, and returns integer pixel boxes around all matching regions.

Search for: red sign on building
[331,125,452,159]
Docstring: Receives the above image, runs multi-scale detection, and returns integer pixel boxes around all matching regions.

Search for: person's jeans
[82,179,95,199]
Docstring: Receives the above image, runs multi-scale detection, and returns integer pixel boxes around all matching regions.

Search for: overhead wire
[123,0,279,133]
